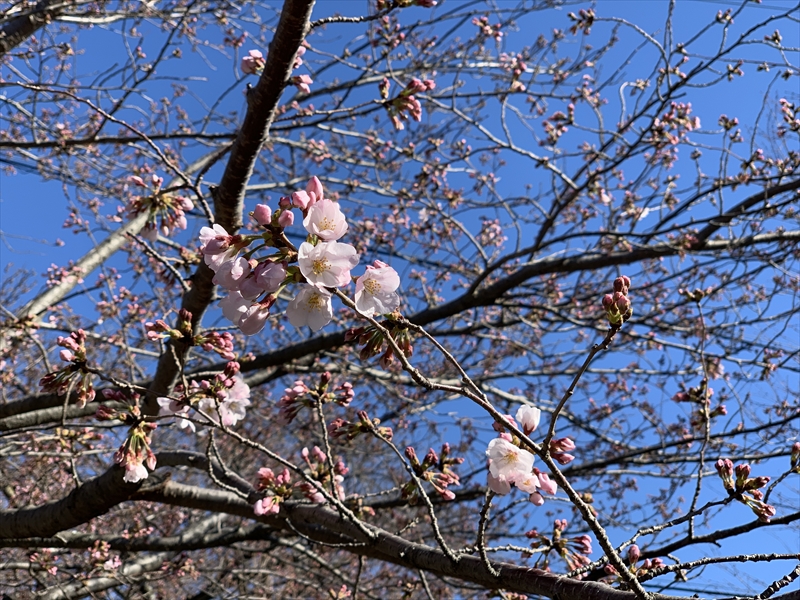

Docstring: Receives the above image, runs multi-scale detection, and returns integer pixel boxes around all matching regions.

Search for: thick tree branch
[144,0,316,411]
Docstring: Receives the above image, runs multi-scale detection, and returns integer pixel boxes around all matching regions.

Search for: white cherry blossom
[515,404,541,435]
[303,198,348,241]
[486,437,535,481]
[354,260,400,316]
[286,284,333,331]
[298,241,358,288]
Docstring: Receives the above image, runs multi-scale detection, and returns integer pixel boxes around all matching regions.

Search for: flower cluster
[157,362,251,433]
[297,446,348,504]
[113,419,157,483]
[39,330,95,407]
[345,318,413,368]
[253,448,352,516]
[383,77,436,130]
[672,378,727,429]
[601,275,632,327]
[277,372,353,425]
[199,176,402,337]
[499,52,527,93]
[715,458,776,522]
[328,409,394,442]
[127,174,194,242]
[485,405,559,505]
[401,443,463,503]
[145,309,236,360]
[254,467,292,516]
[472,16,503,42]
[603,544,665,580]
[525,520,593,575]
[241,46,311,94]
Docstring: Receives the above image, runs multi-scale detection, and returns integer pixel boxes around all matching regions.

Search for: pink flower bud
[253,204,272,226]
[278,210,294,228]
[627,544,640,564]
[59,349,75,362]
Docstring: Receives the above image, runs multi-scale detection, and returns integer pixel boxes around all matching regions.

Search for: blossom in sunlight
[157,397,195,432]
[303,198,349,241]
[486,437,535,481]
[123,460,149,484]
[237,302,271,335]
[354,260,400,317]
[213,256,251,290]
[241,49,265,75]
[286,284,334,331]
[239,261,286,301]
[220,395,251,427]
[515,404,541,435]
[292,74,313,94]
[200,224,237,271]
[298,241,358,288]
[487,472,511,495]
[220,291,249,324]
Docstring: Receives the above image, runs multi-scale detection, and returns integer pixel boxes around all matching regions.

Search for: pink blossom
[241,49,265,75]
[292,74,313,94]
[515,404,541,435]
[535,470,558,495]
[298,241,359,288]
[123,461,148,483]
[59,349,74,362]
[157,397,196,432]
[220,291,250,323]
[354,260,401,316]
[303,198,349,241]
[200,224,236,271]
[486,437,535,481]
[213,256,251,290]
[286,284,333,331]
[254,496,280,515]
[514,472,541,494]
[237,302,271,335]
[240,261,286,300]
[219,395,250,426]
[487,472,511,495]
[529,491,545,506]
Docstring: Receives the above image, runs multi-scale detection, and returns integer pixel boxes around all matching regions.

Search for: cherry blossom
[123,461,149,483]
[516,405,541,435]
[200,224,237,271]
[354,260,400,317]
[220,291,250,323]
[237,302,271,335]
[303,198,348,241]
[286,284,333,331]
[486,437,535,481]
[241,49,265,75]
[487,472,511,495]
[157,397,196,432]
[239,261,286,300]
[298,241,358,288]
[213,256,251,290]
